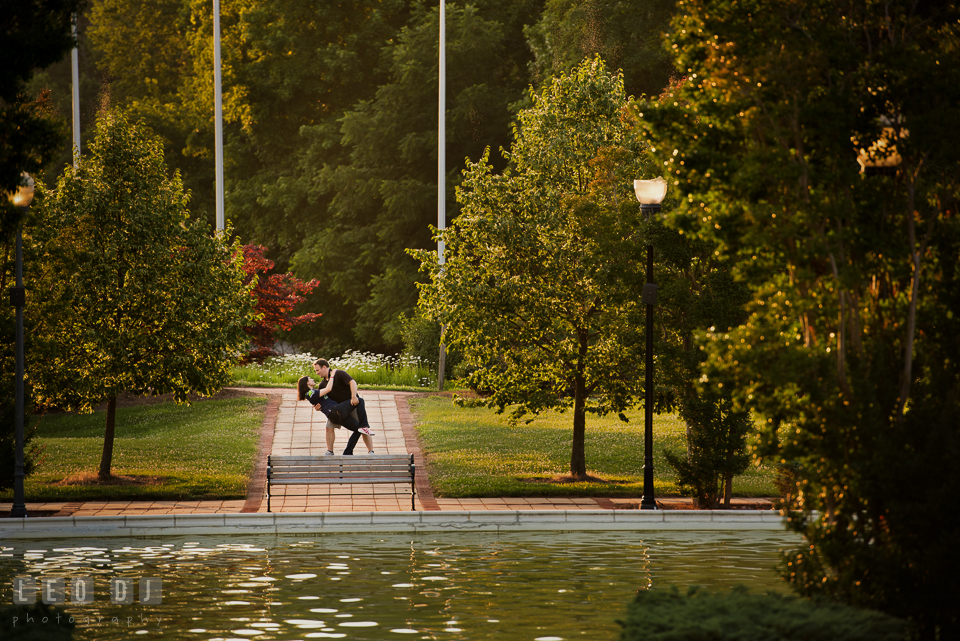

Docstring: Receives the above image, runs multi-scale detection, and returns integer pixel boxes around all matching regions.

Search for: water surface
[1,530,799,640]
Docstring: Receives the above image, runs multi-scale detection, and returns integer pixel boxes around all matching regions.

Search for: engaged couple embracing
[297,359,376,456]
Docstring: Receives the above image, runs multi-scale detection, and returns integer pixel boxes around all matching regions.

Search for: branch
[828,252,853,398]
[896,157,933,422]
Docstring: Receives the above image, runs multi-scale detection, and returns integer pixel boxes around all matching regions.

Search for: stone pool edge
[0,510,785,540]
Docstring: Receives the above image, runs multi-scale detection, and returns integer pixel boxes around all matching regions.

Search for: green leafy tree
[84,0,412,352]
[642,0,960,635]
[413,57,651,478]
[28,107,254,479]
[665,390,751,508]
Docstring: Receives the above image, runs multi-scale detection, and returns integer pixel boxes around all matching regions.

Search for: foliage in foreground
[1,0,84,493]
[642,1,960,637]
[618,586,907,641]
[28,108,254,479]
[0,397,264,502]
[410,395,776,499]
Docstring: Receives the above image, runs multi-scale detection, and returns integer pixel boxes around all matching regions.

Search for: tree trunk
[570,385,587,478]
[569,329,589,478]
[722,448,734,508]
[99,395,117,479]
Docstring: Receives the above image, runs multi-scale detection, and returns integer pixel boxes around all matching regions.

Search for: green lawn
[409,395,777,498]
[2,397,266,502]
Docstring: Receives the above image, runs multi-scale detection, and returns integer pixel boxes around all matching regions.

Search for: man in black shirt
[313,358,373,439]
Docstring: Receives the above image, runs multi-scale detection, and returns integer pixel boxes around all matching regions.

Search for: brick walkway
[1,388,773,516]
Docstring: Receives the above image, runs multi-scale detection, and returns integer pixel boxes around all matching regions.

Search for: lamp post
[7,173,34,518]
[634,177,668,510]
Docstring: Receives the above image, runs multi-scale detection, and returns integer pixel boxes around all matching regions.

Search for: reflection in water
[1,530,798,640]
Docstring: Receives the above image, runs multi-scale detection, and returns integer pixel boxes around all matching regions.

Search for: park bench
[266,453,416,512]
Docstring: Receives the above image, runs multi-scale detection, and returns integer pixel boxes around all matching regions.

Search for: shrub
[665,391,751,509]
[618,586,907,641]
[400,311,462,379]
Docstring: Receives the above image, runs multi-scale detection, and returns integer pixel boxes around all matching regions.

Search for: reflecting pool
[1,530,799,640]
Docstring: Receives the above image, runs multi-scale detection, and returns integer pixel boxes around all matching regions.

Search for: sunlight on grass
[2,397,266,502]
[409,395,777,499]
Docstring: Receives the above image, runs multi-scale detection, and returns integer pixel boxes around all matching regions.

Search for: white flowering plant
[231,350,436,389]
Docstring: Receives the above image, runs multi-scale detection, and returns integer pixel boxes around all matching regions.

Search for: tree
[292,0,542,353]
[413,57,651,478]
[1,0,86,491]
[1,0,85,238]
[642,0,960,635]
[29,107,254,479]
[665,389,751,508]
[525,0,675,100]
[241,244,320,362]
[86,0,213,217]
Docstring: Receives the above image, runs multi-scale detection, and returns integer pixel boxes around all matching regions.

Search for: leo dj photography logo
[13,577,163,605]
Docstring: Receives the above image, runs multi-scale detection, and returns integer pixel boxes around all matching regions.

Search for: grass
[409,395,777,499]
[1,397,266,503]
[231,350,451,391]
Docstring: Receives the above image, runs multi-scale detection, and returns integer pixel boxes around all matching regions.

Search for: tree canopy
[1,0,85,240]
[29,108,254,478]
[33,0,678,356]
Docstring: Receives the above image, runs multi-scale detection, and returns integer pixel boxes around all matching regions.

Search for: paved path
[1,388,773,516]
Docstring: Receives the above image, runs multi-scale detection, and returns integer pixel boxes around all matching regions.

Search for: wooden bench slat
[270,470,410,476]
[269,478,413,485]
[269,473,412,480]
[269,455,411,462]
[268,468,412,473]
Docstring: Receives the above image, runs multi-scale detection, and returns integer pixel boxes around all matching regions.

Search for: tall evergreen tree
[525,0,675,99]
[292,0,542,353]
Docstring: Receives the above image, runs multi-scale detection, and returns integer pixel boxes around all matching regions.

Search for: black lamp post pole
[11,216,27,518]
[640,203,659,510]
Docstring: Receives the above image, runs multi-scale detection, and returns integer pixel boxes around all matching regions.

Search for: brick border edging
[241,391,282,513]
[393,393,440,511]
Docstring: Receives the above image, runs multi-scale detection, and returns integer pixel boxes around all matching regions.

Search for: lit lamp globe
[634,177,667,214]
[9,173,35,208]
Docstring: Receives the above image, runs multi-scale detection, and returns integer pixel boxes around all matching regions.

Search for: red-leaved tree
[241,245,320,362]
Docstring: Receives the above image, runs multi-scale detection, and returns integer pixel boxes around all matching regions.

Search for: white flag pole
[71,13,80,167]
[437,0,446,391]
[213,0,225,231]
